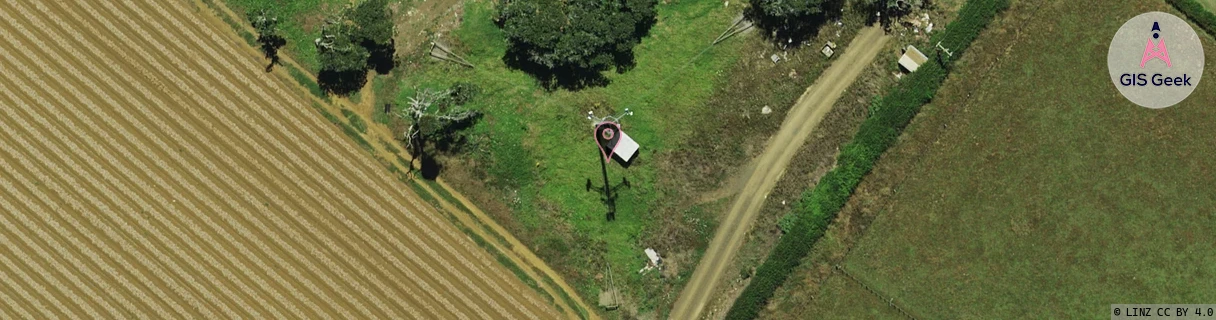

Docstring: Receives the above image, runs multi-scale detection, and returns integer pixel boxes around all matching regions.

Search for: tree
[251,9,286,71]
[315,0,396,94]
[747,0,844,43]
[496,0,657,89]
[316,19,370,94]
[397,85,482,177]
[350,0,396,73]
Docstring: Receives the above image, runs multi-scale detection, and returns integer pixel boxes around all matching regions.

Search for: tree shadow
[318,68,368,96]
[745,0,845,46]
[503,46,611,91]
[364,39,396,75]
[259,35,286,72]
[418,153,443,180]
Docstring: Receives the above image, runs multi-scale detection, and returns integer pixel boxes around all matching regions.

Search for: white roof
[899,45,929,72]
[644,248,661,265]
[615,131,639,162]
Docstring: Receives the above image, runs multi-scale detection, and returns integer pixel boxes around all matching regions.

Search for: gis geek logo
[1108,12,1204,109]
[1141,22,1171,68]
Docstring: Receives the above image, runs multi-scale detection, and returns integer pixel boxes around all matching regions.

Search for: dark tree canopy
[316,0,396,94]
[351,0,394,47]
[748,0,844,42]
[350,0,396,73]
[251,9,286,71]
[496,0,657,89]
[317,22,370,94]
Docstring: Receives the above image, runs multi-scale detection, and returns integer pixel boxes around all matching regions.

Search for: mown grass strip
[543,272,589,320]
[309,102,374,154]
[1170,0,1216,36]
[341,109,368,134]
[198,0,257,46]
[723,1,1011,319]
[287,64,329,102]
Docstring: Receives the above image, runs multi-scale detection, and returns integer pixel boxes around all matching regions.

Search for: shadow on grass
[318,69,369,96]
[365,39,396,75]
[419,154,443,180]
[502,48,611,91]
[746,0,845,46]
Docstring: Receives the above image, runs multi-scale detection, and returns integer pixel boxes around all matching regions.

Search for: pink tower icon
[1141,21,1171,68]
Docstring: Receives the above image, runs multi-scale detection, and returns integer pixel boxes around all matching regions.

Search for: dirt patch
[298,2,336,33]
[394,0,464,58]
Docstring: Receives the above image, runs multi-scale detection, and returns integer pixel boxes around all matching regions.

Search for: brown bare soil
[0,0,558,318]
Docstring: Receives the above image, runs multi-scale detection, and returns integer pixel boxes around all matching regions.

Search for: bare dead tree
[396,88,480,170]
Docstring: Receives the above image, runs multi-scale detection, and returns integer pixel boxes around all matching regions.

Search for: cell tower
[586,108,639,221]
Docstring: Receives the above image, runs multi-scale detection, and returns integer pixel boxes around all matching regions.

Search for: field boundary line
[838,0,1049,262]
[833,265,916,320]
[826,2,1050,319]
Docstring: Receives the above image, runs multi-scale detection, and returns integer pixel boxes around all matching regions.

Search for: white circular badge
[1108,12,1204,109]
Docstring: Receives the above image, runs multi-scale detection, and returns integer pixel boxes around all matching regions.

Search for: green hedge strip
[1169,0,1216,37]
[722,1,1010,319]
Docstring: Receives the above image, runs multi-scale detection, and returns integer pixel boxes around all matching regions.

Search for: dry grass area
[0,0,557,318]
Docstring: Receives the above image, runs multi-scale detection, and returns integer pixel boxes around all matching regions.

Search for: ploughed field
[0,0,557,318]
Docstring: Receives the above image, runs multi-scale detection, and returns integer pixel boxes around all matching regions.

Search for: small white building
[898,45,929,73]
[644,248,662,267]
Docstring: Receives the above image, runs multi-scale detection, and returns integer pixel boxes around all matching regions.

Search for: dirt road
[0,0,557,318]
[669,26,889,320]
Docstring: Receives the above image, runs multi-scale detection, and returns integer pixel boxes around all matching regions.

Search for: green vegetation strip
[341,109,368,134]
[1169,0,1216,36]
[308,102,374,153]
[722,1,1011,319]
[198,0,257,46]
[287,64,329,102]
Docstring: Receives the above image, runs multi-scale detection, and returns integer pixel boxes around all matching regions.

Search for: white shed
[898,45,929,73]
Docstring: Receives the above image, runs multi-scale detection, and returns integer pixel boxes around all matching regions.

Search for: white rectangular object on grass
[615,131,639,162]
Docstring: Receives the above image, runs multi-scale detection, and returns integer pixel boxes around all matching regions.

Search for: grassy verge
[341,109,368,133]
[722,1,1011,319]
[221,0,352,72]
[286,64,330,102]
[307,102,374,154]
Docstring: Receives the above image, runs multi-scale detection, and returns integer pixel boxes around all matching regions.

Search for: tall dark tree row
[496,0,657,89]
[316,0,396,95]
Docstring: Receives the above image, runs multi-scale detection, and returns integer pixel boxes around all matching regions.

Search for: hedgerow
[1168,0,1216,37]
[723,1,1010,319]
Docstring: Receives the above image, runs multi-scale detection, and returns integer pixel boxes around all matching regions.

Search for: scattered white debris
[761,106,772,114]
[645,248,662,267]
[926,23,934,34]
[639,248,664,274]
[724,1,729,7]
[770,54,781,63]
